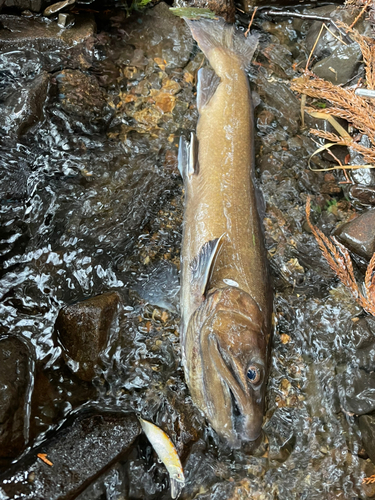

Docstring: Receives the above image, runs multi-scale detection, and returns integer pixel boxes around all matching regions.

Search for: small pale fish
[139,417,185,499]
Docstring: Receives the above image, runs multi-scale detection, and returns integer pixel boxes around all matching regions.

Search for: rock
[257,71,301,135]
[173,0,234,23]
[0,14,96,72]
[43,0,75,17]
[335,209,375,260]
[337,367,375,415]
[359,415,375,465]
[57,12,75,28]
[0,411,141,500]
[312,42,362,85]
[126,2,194,69]
[0,72,49,136]
[0,0,43,12]
[349,184,375,206]
[55,292,121,381]
[0,336,33,467]
[56,70,112,129]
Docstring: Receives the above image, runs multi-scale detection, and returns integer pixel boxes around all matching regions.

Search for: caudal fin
[184,18,258,70]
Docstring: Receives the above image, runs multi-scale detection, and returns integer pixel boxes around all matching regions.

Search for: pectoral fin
[178,132,199,180]
[197,67,220,112]
[190,234,225,296]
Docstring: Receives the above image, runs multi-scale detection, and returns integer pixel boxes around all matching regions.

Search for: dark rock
[126,2,194,69]
[173,0,234,23]
[349,184,375,206]
[0,72,49,136]
[359,414,375,465]
[0,14,96,72]
[312,42,362,85]
[0,0,43,12]
[43,0,75,17]
[0,411,141,500]
[257,72,301,135]
[56,70,112,129]
[0,336,33,466]
[55,292,121,381]
[338,367,375,415]
[335,209,375,260]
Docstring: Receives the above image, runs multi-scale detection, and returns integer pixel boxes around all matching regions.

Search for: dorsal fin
[190,234,225,297]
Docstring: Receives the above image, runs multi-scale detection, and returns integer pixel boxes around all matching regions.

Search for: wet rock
[0,72,49,136]
[43,0,75,17]
[337,367,375,415]
[335,209,375,260]
[0,336,33,466]
[56,70,112,129]
[349,184,375,206]
[359,414,375,465]
[312,42,362,85]
[55,292,121,381]
[0,0,43,12]
[57,12,75,28]
[0,411,140,500]
[0,14,96,72]
[0,154,30,202]
[126,2,194,69]
[257,71,301,135]
[342,317,375,370]
[174,0,235,23]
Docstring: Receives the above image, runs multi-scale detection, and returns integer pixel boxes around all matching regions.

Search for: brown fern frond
[306,197,375,316]
[336,21,375,88]
[363,474,375,485]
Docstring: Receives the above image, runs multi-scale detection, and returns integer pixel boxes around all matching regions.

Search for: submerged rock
[0,14,96,72]
[0,336,33,467]
[126,2,194,69]
[359,414,375,465]
[56,69,112,129]
[0,72,49,136]
[335,209,375,261]
[55,292,121,381]
[0,411,141,500]
[338,367,375,415]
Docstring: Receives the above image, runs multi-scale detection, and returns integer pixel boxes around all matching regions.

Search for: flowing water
[0,1,374,499]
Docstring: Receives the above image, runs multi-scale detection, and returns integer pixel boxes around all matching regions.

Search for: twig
[266,10,352,43]
[245,7,258,37]
[306,23,325,70]
[349,0,372,29]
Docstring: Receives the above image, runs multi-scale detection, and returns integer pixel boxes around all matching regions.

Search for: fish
[179,18,273,449]
[139,417,185,499]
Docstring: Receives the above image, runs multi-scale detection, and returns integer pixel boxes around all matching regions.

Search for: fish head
[184,286,270,449]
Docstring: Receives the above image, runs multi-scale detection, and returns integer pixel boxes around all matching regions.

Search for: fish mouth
[209,336,263,445]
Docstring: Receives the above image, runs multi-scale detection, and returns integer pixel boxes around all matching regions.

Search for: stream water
[0,1,375,498]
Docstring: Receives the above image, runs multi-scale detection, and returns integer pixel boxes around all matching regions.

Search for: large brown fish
[179,18,272,448]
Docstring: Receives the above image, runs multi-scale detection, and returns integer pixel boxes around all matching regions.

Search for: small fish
[179,18,273,449]
[139,417,185,499]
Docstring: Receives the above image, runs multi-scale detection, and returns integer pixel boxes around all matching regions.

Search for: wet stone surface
[0,411,140,500]
[1,1,375,499]
[0,336,34,467]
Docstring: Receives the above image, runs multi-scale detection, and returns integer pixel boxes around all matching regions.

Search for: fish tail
[184,18,258,70]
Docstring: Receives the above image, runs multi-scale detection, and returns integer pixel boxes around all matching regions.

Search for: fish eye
[247,365,260,384]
